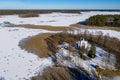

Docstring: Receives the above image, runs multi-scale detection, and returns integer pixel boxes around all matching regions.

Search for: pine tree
[88,42,96,58]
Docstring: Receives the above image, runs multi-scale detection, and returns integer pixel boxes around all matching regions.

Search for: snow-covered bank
[0,11,120,26]
[69,28,120,39]
[0,27,54,80]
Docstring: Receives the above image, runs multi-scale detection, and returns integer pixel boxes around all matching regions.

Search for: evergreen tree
[85,15,120,27]
[88,42,96,58]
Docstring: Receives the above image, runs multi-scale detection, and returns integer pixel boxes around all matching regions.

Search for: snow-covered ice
[0,11,120,26]
[0,27,54,80]
[0,12,119,39]
[0,11,120,39]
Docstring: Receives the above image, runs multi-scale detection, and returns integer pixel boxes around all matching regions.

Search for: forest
[0,10,80,15]
[85,15,120,27]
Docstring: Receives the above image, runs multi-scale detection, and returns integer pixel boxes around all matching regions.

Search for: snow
[0,11,120,80]
[113,76,120,80]
[0,11,120,26]
[0,27,54,80]
[56,44,116,73]
[91,47,116,70]
[69,28,120,39]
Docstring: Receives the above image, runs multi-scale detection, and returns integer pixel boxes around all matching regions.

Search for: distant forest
[0,10,81,15]
[0,9,120,15]
[85,15,120,27]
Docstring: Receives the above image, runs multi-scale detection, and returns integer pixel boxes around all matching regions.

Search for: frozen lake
[0,11,120,26]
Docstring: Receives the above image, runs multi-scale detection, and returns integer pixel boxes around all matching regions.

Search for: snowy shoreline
[0,27,54,80]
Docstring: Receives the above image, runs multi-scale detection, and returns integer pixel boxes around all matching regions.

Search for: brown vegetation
[19,13,39,18]
[13,25,70,31]
[45,33,78,53]
[71,24,120,31]
[32,67,72,80]
[96,67,120,76]
[17,25,120,80]
[19,29,120,68]
[10,23,120,32]
[45,32,120,69]
[19,33,54,58]
[32,67,94,80]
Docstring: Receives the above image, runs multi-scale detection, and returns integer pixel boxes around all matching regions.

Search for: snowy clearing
[0,27,54,80]
[0,11,120,26]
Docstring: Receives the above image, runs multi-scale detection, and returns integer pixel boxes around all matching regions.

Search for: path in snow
[0,27,54,80]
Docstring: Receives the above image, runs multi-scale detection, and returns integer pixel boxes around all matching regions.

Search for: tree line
[0,10,80,15]
[85,15,120,27]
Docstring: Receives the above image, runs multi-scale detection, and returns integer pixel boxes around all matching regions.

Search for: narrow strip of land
[71,24,120,31]
[14,24,71,31]
[10,24,120,32]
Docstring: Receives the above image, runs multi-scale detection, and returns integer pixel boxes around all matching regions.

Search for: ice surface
[0,27,54,80]
[0,11,120,26]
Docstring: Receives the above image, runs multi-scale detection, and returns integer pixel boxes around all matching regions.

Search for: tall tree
[88,42,96,58]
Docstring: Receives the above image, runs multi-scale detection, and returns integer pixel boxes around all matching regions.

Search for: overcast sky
[0,0,120,9]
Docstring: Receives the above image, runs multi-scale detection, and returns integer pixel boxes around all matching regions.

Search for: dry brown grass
[31,66,93,80]
[19,33,55,58]
[17,25,71,58]
[96,67,120,76]
[32,67,72,80]
[45,33,79,53]
[11,23,120,32]
[71,24,120,31]
[14,24,70,31]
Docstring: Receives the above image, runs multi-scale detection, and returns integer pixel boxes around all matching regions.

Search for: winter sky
[0,0,120,9]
